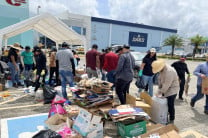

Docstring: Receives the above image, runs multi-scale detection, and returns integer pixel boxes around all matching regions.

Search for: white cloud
[29,0,99,17]
[108,0,208,37]
[29,0,208,37]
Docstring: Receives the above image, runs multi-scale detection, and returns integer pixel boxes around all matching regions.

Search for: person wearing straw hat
[152,59,179,124]
[7,43,23,87]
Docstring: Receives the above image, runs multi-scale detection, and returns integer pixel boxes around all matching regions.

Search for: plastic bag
[35,90,44,102]
[135,76,146,89]
[52,95,66,104]
[48,103,67,117]
[43,85,57,104]
[32,129,61,138]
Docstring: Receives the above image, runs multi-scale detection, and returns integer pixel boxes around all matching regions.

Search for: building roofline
[91,17,177,33]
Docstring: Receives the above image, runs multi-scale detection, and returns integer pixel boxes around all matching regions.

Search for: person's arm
[42,54,47,69]
[20,56,24,68]
[138,58,146,76]
[115,55,125,74]
[96,54,100,69]
[194,64,206,78]
[70,57,76,76]
[11,55,18,71]
[171,62,175,68]
[33,56,36,66]
[103,55,108,71]
[158,71,174,95]
[185,64,190,74]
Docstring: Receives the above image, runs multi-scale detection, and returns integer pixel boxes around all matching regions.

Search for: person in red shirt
[103,47,119,84]
[86,44,100,78]
[100,49,108,80]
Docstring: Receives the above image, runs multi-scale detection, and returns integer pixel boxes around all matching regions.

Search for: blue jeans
[139,75,154,97]
[191,85,208,111]
[59,70,74,99]
[101,69,106,81]
[8,62,19,85]
[24,64,33,80]
[106,70,115,84]
[24,64,33,71]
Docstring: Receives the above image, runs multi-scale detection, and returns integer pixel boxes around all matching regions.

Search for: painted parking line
[1,113,48,138]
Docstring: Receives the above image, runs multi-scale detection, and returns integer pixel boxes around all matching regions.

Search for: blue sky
[97,0,109,17]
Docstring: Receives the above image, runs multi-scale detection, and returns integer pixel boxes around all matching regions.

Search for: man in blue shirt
[190,54,208,114]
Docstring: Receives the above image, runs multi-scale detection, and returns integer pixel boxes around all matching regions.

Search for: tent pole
[4,39,8,49]
[0,35,3,55]
[56,42,59,50]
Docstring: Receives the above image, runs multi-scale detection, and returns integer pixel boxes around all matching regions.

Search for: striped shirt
[56,48,74,71]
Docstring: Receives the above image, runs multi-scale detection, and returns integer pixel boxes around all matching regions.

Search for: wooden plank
[0,103,43,110]
[0,94,28,105]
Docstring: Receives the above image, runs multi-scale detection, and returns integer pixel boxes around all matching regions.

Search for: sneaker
[18,82,24,87]
[204,110,208,115]
[190,100,195,107]
[24,88,30,93]
[12,83,18,88]
[28,89,35,96]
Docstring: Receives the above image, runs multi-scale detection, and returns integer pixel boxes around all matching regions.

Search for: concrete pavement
[130,59,208,136]
[0,58,208,136]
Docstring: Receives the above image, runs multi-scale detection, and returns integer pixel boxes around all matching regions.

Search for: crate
[117,120,146,137]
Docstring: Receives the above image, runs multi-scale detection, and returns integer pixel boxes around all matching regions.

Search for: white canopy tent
[0,13,84,50]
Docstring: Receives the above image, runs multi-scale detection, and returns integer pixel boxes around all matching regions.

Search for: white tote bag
[151,96,168,124]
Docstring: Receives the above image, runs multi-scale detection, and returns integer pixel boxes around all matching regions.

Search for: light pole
[36,5,41,46]
[37,5,41,15]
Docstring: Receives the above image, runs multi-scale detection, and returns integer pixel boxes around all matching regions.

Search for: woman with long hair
[138,48,157,96]
[7,43,23,87]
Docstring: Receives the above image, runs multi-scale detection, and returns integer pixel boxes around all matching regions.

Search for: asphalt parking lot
[0,58,208,136]
[130,58,208,136]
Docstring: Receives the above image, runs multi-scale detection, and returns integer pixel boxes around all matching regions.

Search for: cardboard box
[126,93,151,116]
[202,77,208,95]
[180,130,208,138]
[117,120,146,137]
[73,108,103,138]
[140,124,180,138]
[0,83,3,91]
[74,76,81,82]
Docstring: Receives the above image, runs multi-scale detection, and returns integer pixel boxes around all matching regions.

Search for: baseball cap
[123,45,130,49]
[180,55,186,60]
[150,48,156,53]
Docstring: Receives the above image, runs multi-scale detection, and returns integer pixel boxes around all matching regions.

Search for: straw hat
[152,59,165,73]
[10,43,22,50]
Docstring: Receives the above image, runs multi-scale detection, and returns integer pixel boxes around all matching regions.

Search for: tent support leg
[4,39,7,49]
[56,42,58,50]
[0,35,3,55]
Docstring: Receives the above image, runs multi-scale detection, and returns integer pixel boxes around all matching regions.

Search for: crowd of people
[1,42,208,124]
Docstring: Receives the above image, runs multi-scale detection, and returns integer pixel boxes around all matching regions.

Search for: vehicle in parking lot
[131,52,146,78]
[109,45,146,77]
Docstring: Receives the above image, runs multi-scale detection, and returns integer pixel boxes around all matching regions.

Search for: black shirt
[8,50,18,62]
[171,61,189,78]
[35,52,47,71]
[143,57,155,76]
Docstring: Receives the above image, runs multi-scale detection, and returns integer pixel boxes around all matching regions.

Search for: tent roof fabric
[0,13,83,45]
